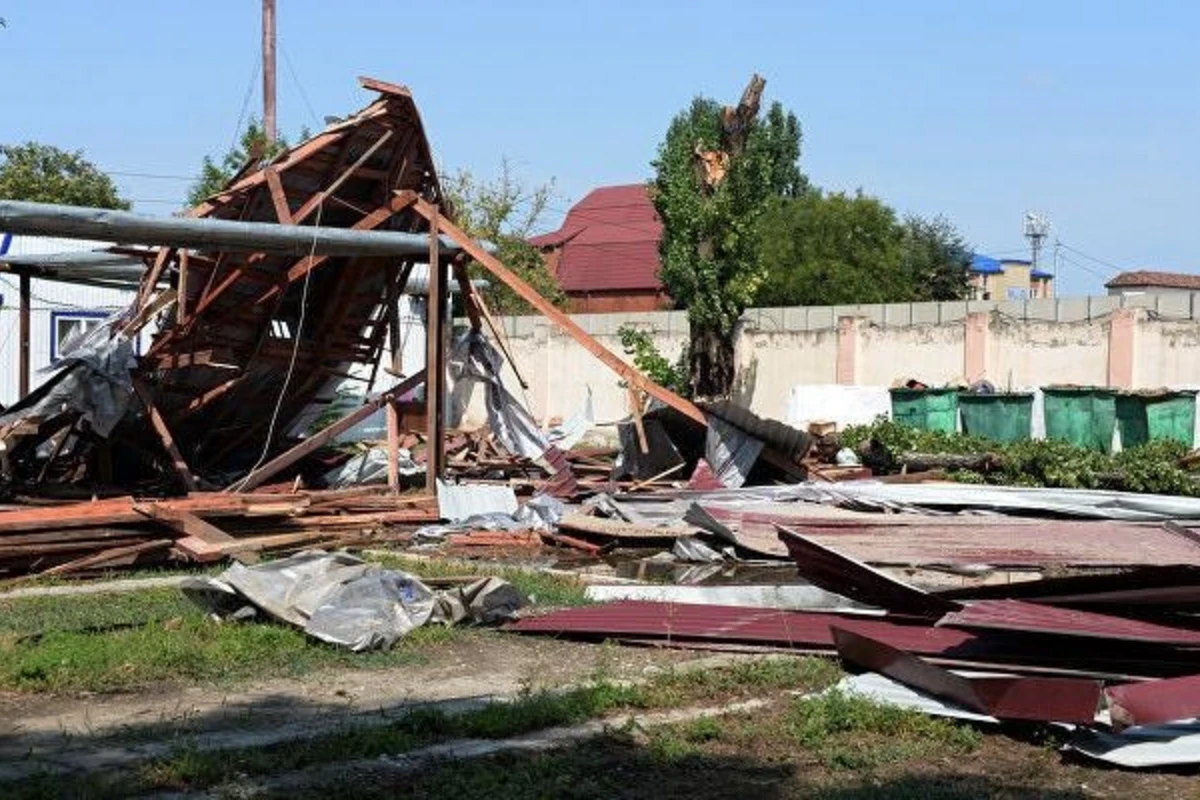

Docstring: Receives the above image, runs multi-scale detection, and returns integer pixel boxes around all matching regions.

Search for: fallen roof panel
[775,524,960,618]
[507,600,1200,677]
[938,599,1200,646]
[695,504,1200,567]
[832,626,1101,723]
[1107,673,1200,728]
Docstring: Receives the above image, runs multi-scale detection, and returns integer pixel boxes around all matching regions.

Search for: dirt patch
[0,633,713,746]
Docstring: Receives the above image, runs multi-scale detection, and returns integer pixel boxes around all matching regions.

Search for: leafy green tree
[0,142,129,209]
[186,118,292,207]
[898,213,972,301]
[756,190,905,306]
[756,192,972,307]
[441,160,567,315]
[652,75,803,398]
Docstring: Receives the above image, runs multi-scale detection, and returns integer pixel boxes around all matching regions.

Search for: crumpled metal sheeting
[704,415,763,489]
[786,481,1200,521]
[322,446,424,488]
[181,551,525,651]
[0,315,137,439]
[449,330,548,461]
[415,493,565,541]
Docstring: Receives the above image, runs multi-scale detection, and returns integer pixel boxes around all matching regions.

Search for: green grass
[785,689,982,770]
[5,656,840,798]
[0,555,590,694]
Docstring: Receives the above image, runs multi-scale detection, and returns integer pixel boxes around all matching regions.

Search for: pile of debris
[504,485,1200,769]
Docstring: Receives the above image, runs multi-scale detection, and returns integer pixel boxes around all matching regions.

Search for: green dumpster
[1115,390,1197,448]
[1042,387,1118,453]
[958,393,1034,443]
[889,388,959,433]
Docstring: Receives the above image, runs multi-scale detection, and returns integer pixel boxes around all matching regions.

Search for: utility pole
[262,0,277,143]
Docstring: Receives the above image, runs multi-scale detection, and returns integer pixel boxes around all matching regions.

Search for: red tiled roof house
[529,184,670,313]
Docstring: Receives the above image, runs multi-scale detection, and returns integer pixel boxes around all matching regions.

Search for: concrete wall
[446,292,1200,432]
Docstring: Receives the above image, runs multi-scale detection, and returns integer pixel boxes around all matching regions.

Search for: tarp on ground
[181,551,526,651]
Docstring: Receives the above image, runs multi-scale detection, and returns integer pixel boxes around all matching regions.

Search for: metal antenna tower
[1023,212,1051,272]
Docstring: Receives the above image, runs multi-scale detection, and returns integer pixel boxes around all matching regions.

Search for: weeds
[786,689,980,770]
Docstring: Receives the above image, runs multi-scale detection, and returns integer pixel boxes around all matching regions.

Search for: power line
[278,39,321,129]
[1057,242,1133,274]
[1055,252,1112,283]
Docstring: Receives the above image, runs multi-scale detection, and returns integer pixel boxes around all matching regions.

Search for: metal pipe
[0,200,464,258]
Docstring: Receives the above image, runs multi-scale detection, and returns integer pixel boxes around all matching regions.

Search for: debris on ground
[3,77,1200,773]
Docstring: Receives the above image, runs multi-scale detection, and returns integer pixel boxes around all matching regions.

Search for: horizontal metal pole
[0,200,464,258]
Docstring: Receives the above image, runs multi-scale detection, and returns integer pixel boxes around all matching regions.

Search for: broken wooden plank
[133,380,198,492]
[229,369,427,491]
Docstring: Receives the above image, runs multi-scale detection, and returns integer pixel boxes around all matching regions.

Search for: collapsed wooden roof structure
[0,76,707,498]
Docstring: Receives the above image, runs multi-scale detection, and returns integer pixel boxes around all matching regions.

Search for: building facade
[969,255,1054,300]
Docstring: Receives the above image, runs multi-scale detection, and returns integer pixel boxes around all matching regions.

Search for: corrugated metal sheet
[938,599,1200,645]
[776,525,960,618]
[695,504,1200,567]
[1107,674,1200,728]
[785,481,1200,521]
[832,626,1102,724]
[435,480,518,522]
[700,400,812,462]
[509,600,1200,677]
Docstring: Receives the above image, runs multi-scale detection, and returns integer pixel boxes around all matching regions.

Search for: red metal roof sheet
[1106,673,1200,727]
[938,599,1200,645]
[776,525,961,618]
[695,505,1200,568]
[832,626,1102,724]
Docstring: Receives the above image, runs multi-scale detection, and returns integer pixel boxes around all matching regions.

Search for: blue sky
[3,0,1196,295]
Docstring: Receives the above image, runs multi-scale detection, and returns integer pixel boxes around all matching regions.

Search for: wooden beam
[424,206,445,491]
[228,369,426,492]
[253,191,419,305]
[133,504,258,564]
[18,273,29,399]
[628,387,649,454]
[137,247,174,310]
[133,380,198,492]
[264,167,294,224]
[410,198,706,425]
[386,399,401,494]
[290,129,394,224]
[176,249,189,324]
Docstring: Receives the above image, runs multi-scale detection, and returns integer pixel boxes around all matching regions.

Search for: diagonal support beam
[409,197,706,425]
[133,379,198,492]
[228,369,426,492]
[254,190,421,305]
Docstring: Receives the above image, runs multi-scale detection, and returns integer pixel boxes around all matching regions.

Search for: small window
[1006,287,1029,300]
[51,311,108,360]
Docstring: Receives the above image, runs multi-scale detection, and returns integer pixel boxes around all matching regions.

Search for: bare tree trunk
[689,325,735,399]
